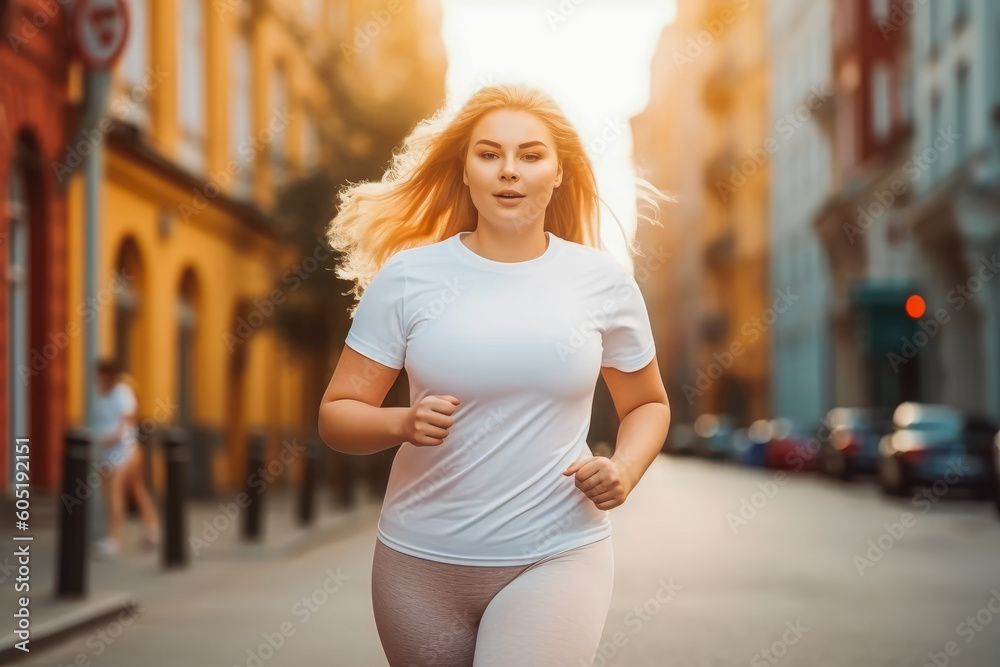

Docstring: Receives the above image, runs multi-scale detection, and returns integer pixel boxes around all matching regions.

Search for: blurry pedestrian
[319,83,672,666]
[93,357,160,559]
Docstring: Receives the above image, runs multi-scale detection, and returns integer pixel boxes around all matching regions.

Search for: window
[871,0,889,22]
[837,92,855,173]
[177,0,205,173]
[300,112,318,172]
[900,60,913,125]
[231,32,253,198]
[269,65,289,189]
[955,63,969,164]
[872,62,891,140]
[929,92,941,181]
[928,0,941,55]
[953,0,969,26]
[114,0,149,128]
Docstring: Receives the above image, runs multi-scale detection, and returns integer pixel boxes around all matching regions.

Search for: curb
[0,503,381,663]
[0,592,137,664]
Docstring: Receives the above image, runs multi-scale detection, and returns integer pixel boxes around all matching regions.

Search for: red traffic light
[905,294,926,319]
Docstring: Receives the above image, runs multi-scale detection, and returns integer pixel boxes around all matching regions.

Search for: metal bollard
[329,451,355,509]
[297,437,322,526]
[163,426,190,569]
[57,427,92,597]
[242,430,267,542]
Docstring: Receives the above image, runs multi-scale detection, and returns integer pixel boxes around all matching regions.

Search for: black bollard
[297,437,322,526]
[329,451,355,509]
[243,430,267,542]
[57,427,92,597]
[163,425,190,569]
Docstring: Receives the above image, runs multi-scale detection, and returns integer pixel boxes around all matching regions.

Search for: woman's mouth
[493,192,525,205]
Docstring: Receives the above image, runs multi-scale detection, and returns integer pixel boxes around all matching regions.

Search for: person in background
[93,358,160,559]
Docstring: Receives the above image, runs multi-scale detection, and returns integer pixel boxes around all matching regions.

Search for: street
[16,455,1000,667]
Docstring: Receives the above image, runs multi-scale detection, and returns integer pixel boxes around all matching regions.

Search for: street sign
[72,0,130,70]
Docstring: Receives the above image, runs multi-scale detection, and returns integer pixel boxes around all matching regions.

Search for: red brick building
[1,0,73,493]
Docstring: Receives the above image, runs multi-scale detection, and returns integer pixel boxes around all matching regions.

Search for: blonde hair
[326,82,670,314]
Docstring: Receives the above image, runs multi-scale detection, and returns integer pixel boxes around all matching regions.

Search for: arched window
[6,139,31,483]
[176,271,199,426]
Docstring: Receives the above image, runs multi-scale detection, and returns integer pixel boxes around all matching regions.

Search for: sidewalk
[0,483,383,663]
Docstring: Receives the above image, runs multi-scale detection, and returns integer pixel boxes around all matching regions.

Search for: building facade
[632,0,772,427]
[1,0,73,493]
[769,0,835,427]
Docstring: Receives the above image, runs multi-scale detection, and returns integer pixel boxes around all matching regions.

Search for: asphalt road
[15,455,1000,667]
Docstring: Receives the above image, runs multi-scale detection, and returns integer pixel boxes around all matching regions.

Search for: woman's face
[463,109,563,233]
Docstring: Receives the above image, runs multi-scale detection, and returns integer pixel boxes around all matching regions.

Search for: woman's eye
[480,152,542,161]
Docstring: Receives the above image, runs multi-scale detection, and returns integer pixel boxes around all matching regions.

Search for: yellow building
[65,0,446,495]
[632,0,771,425]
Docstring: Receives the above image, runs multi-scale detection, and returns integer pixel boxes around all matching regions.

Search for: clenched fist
[563,456,634,510]
[403,395,460,447]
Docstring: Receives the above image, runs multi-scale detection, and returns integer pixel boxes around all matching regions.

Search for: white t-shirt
[345,231,656,565]
[94,382,138,448]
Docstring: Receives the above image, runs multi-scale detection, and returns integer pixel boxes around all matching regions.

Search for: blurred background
[1,0,1000,665]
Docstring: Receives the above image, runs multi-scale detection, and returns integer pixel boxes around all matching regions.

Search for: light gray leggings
[371,535,614,667]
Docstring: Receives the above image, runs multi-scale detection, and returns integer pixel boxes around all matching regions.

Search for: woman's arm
[318,345,409,455]
[602,356,671,489]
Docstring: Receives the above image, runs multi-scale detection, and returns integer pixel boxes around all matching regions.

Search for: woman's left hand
[562,457,634,510]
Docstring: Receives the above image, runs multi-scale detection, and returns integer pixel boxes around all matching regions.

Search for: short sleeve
[114,384,137,416]
[601,268,656,372]
[344,255,408,369]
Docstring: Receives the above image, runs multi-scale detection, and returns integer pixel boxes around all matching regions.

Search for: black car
[818,407,894,481]
[877,403,997,499]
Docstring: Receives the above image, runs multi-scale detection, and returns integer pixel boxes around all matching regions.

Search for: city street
[14,455,1000,666]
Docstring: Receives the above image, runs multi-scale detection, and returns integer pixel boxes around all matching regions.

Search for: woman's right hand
[403,395,460,447]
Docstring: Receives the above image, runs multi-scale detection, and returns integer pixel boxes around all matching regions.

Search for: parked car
[732,419,771,468]
[993,429,1000,518]
[763,418,819,471]
[818,407,894,481]
[664,423,697,456]
[693,414,736,461]
[877,403,997,498]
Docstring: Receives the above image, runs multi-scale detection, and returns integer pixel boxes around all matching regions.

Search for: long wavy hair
[327,83,670,315]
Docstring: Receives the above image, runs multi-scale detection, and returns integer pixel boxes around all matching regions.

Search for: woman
[318,84,671,666]
[93,358,160,558]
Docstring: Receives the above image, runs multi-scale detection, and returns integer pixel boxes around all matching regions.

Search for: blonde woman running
[319,83,671,667]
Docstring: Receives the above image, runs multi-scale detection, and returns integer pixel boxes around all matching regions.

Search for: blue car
[877,403,997,499]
